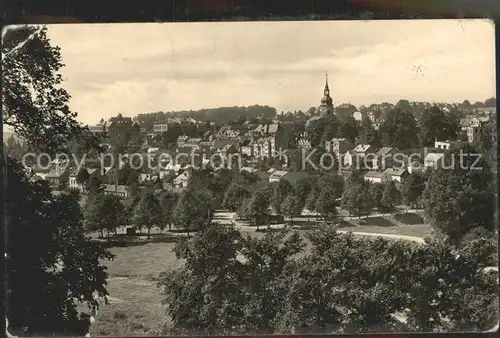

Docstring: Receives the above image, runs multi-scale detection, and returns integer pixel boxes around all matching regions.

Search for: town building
[325,138,353,165]
[88,120,107,134]
[460,115,490,143]
[317,73,334,117]
[407,159,424,174]
[364,171,383,184]
[46,167,70,189]
[106,114,141,145]
[176,135,189,148]
[153,123,170,133]
[424,152,445,170]
[382,167,410,183]
[240,145,253,157]
[103,184,130,199]
[268,170,309,184]
[344,144,376,169]
[353,111,364,122]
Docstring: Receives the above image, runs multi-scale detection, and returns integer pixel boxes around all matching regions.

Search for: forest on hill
[134,105,277,126]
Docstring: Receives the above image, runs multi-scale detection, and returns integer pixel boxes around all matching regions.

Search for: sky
[37,19,496,125]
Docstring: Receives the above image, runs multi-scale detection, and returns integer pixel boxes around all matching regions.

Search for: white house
[240,145,253,157]
[103,184,130,199]
[240,166,257,174]
[353,111,363,122]
[382,167,410,183]
[153,123,169,133]
[269,170,288,183]
[424,153,445,170]
[364,171,383,183]
[68,172,84,191]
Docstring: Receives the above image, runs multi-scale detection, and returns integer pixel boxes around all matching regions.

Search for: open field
[90,241,182,336]
[89,213,431,335]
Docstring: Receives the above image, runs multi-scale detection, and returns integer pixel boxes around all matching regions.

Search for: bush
[393,213,424,225]
[358,216,395,227]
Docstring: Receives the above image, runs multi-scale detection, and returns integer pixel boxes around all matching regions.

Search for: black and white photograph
[3,19,499,336]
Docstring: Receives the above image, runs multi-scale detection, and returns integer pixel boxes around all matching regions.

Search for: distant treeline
[134,105,277,127]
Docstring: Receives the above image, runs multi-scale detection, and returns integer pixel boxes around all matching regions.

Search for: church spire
[325,72,329,90]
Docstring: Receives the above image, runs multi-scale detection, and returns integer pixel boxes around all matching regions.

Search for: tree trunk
[106,229,110,240]
[168,223,172,232]
[100,229,104,238]
[147,227,151,239]
[114,227,117,235]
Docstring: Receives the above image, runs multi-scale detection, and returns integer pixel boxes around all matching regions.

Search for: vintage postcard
[3,19,498,336]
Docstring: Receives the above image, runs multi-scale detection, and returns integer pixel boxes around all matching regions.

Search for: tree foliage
[3,25,112,336]
[223,182,250,212]
[378,108,418,150]
[133,191,161,238]
[422,144,495,243]
[85,191,125,237]
[270,180,292,214]
[281,193,304,226]
[2,26,100,154]
[5,158,114,336]
[417,106,460,147]
[172,187,214,233]
[159,224,498,335]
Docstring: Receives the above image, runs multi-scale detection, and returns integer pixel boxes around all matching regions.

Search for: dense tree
[246,187,272,230]
[417,106,460,147]
[341,174,372,217]
[223,182,250,212]
[400,173,426,209]
[305,115,339,148]
[305,185,319,214]
[315,188,338,223]
[4,134,27,160]
[5,162,114,336]
[76,167,90,187]
[3,25,110,336]
[172,187,214,234]
[421,144,495,244]
[281,193,304,226]
[368,183,385,211]
[378,108,418,149]
[358,118,382,148]
[483,97,496,107]
[289,121,306,149]
[380,181,400,213]
[133,191,160,238]
[291,177,315,206]
[85,191,124,238]
[337,116,360,144]
[270,180,293,215]
[317,173,344,199]
[2,26,101,154]
[159,224,498,334]
[158,191,178,231]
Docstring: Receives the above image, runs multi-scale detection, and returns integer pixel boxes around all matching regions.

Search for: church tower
[318,73,334,117]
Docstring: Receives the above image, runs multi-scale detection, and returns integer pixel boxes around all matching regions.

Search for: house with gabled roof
[176,135,189,148]
[382,167,410,183]
[424,152,445,170]
[344,144,376,169]
[364,171,383,184]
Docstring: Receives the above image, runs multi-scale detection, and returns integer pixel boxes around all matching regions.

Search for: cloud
[45,19,495,125]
